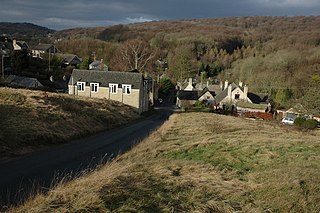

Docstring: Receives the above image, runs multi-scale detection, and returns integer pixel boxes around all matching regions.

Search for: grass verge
[8,112,320,212]
[0,87,140,161]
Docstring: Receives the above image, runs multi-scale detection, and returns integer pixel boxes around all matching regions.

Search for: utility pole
[1,55,4,79]
[48,51,51,72]
[1,54,7,79]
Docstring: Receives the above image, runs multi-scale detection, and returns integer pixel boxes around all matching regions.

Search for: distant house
[56,54,82,68]
[176,86,216,108]
[32,43,59,58]
[12,40,30,51]
[283,103,309,119]
[89,59,108,71]
[5,75,43,88]
[214,81,269,106]
[214,81,249,104]
[176,78,217,108]
[68,69,151,113]
[176,90,199,108]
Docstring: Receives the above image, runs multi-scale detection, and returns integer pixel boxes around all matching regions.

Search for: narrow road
[0,107,173,209]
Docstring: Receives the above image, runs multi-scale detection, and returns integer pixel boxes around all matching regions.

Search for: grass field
[9,112,320,212]
[0,87,140,161]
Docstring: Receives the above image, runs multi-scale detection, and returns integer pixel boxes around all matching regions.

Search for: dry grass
[0,87,140,161]
[8,112,320,212]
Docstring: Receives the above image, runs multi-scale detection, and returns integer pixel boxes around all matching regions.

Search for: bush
[294,117,318,130]
[194,100,206,108]
[294,116,306,127]
[302,119,318,130]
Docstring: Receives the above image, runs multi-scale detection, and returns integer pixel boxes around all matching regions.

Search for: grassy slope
[0,87,140,161]
[10,112,320,212]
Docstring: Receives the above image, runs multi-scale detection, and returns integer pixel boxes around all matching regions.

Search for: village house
[89,59,108,71]
[56,53,82,68]
[68,69,152,114]
[177,78,269,109]
[32,43,59,58]
[12,39,30,51]
[176,78,216,108]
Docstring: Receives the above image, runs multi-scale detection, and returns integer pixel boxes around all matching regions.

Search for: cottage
[56,54,82,68]
[68,69,151,113]
[89,59,108,71]
[214,81,250,105]
[5,75,43,88]
[12,40,30,51]
[32,43,59,58]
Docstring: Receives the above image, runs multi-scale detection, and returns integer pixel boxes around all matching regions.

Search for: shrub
[294,117,318,130]
[294,116,306,127]
[302,119,318,130]
[194,100,206,108]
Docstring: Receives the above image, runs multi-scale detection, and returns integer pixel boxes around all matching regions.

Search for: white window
[122,84,132,95]
[109,83,118,94]
[90,83,99,93]
[77,82,85,92]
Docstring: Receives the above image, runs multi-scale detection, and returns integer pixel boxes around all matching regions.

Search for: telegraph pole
[1,55,6,79]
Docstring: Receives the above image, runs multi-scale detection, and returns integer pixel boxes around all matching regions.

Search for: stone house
[176,78,216,108]
[68,69,151,114]
[214,81,249,104]
[32,43,59,58]
[12,40,30,51]
[56,54,82,68]
[89,59,108,71]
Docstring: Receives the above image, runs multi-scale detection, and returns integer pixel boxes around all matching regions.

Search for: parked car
[281,117,295,125]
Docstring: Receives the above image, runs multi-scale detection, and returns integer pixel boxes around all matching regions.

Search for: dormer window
[122,84,132,95]
[77,82,85,92]
[90,83,99,93]
[109,83,118,94]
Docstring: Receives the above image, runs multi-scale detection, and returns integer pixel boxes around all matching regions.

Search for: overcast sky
[0,0,319,30]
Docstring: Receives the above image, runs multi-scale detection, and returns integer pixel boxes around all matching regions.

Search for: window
[109,83,118,94]
[90,83,99,93]
[77,82,85,92]
[235,94,240,100]
[122,84,132,95]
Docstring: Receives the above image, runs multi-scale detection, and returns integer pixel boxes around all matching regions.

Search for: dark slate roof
[16,41,29,49]
[69,69,143,89]
[33,43,57,51]
[214,83,239,103]
[5,75,43,88]
[177,90,199,100]
[57,54,82,65]
[247,92,269,104]
[200,87,216,97]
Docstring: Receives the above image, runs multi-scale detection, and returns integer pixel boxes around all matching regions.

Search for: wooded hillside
[54,16,320,113]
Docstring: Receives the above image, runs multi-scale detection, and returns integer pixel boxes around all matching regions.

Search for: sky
[0,0,319,30]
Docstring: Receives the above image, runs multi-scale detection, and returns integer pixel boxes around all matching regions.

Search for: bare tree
[111,39,154,73]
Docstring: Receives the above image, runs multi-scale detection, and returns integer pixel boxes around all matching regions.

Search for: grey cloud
[0,0,319,30]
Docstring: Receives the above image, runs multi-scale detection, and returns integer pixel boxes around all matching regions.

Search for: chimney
[244,85,248,102]
[220,81,223,90]
[100,59,103,71]
[188,78,192,86]
[228,84,232,101]
[239,81,243,87]
[13,39,18,50]
[224,80,229,91]
[207,81,209,87]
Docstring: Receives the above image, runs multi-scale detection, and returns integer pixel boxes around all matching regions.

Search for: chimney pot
[224,80,229,90]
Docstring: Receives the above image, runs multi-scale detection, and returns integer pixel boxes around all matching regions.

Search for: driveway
[0,107,173,209]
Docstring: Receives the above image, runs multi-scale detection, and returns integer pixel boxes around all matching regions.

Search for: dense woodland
[1,17,320,114]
